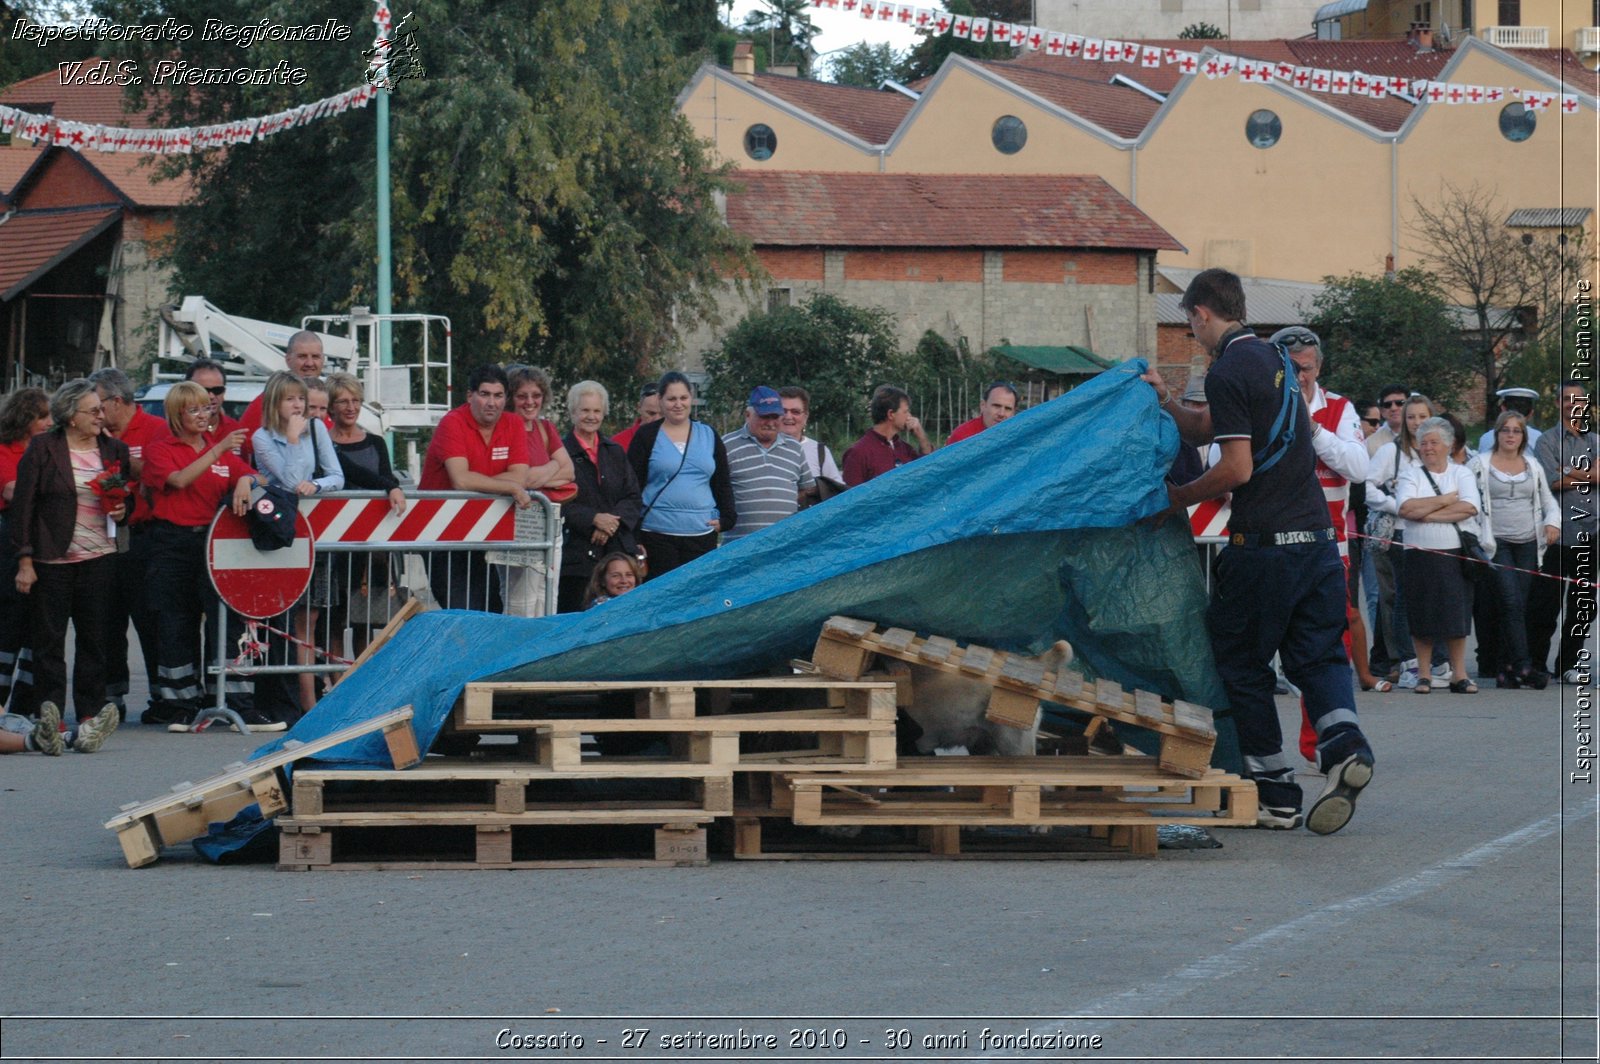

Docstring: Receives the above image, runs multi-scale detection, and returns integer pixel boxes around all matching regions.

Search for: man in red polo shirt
[610,383,661,452]
[842,385,930,487]
[944,381,1019,445]
[90,368,169,721]
[420,364,534,610]
[186,359,243,447]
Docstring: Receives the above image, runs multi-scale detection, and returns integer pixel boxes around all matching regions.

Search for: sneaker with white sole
[1306,750,1374,835]
[72,703,120,753]
[1256,805,1304,830]
[1396,667,1420,690]
[31,702,64,756]
[1431,663,1453,684]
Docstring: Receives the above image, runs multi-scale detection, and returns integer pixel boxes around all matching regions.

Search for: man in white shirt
[1477,387,1543,455]
[778,386,843,502]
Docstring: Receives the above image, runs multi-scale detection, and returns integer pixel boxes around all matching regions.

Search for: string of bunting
[815,0,1589,114]
[0,2,401,155]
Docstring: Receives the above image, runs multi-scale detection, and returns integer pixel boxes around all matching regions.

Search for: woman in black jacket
[9,379,129,748]
[559,381,642,612]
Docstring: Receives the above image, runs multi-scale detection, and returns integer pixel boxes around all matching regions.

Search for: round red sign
[207,507,315,619]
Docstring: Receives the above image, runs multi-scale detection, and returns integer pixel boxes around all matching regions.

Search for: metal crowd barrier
[202,490,560,721]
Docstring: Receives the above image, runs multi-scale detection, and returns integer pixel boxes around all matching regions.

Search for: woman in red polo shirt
[140,381,259,730]
[0,387,50,712]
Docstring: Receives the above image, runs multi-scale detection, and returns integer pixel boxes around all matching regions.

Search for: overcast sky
[729,1,922,61]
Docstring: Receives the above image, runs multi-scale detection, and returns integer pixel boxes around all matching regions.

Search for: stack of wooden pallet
[106,616,1255,869]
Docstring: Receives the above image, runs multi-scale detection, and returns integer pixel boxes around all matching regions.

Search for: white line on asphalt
[966,796,1600,1060]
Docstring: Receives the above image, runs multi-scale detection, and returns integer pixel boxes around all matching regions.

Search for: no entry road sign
[207,507,315,619]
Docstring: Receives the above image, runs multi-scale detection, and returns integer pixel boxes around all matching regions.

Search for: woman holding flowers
[6,380,130,749]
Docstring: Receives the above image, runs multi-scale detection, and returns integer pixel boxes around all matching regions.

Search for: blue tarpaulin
[251,359,1231,770]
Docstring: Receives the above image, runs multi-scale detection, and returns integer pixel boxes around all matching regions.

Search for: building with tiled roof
[677,35,1596,309]
[0,144,189,385]
[1316,0,1600,71]
[681,171,1181,364]
[1034,0,1328,42]
[0,70,161,127]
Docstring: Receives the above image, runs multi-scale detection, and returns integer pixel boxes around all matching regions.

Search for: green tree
[896,0,1031,82]
[1,2,98,89]
[94,0,757,397]
[1408,181,1590,413]
[1178,21,1227,39]
[739,0,817,75]
[1309,268,1473,412]
[703,292,902,442]
[826,41,903,88]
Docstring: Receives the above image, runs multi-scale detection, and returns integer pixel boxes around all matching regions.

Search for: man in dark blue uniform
[1143,269,1375,834]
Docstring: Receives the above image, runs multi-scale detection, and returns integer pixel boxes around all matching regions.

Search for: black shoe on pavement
[236,709,288,733]
[1307,750,1374,835]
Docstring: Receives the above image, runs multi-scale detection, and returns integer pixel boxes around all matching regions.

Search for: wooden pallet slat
[277,821,710,871]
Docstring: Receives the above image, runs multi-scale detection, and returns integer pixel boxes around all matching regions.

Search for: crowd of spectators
[1,329,1592,763]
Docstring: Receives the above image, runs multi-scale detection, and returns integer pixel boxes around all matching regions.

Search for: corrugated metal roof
[0,208,120,301]
[1157,267,1323,326]
[1506,207,1591,227]
[1314,0,1370,21]
[992,344,1113,374]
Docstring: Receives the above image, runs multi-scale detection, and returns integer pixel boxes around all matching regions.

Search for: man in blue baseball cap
[721,385,815,542]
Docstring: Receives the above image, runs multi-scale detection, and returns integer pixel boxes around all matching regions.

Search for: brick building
[682,171,1183,368]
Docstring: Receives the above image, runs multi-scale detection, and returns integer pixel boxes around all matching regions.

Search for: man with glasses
[778,386,843,502]
[1143,270,1374,835]
[88,368,166,722]
[1529,379,1598,685]
[185,359,241,446]
[1368,385,1409,457]
[419,365,534,611]
[945,382,1020,444]
[1477,387,1543,455]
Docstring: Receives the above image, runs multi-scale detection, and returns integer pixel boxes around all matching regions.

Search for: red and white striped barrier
[1188,499,1231,541]
[299,493,516,545]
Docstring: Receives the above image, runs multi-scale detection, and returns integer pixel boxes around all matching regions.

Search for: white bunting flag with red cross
[991,20,1009,42]
[1045,31,1066,55]
[1063,34,1083,57]
[0,107,17,136]
[930,10,950,33]
[1176,51,1199,74]
[1464,85,1485,103]
[1141,46,1162,68]
[1275,61,1295,81]
[858,0,876,19]
[1329,70,1350,93]
[896,3,914,22]
[1009,23,1026,45]
[1025,26,1043,49]
[1485,86,1505,102]
[1100,38,1123,62]
[969,17,989,42]
[1561,94,1580,114]
[951,13,970,37]
[1445,84,1464,104]
[877,1,894,20]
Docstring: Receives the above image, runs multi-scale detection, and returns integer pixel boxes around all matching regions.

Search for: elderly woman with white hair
[1396,415,1482,694]
[559,380,641,612]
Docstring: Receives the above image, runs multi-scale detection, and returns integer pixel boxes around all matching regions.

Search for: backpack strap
[1251,341,1300,476]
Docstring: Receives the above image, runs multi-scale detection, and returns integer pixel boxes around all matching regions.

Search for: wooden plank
[878,627,916,652]
[644,687,696,720]
[999,657,1047,690]
[113,819,162,869]
[382,719,422,770]
[733,818,764,857]
[1157,732,1216,781]
[1172,700,1217,736]
[1051,669,1084,700]
[810,635,872,680]
[822,615,876,639]
[655,827,709,865]
[494,781,526,814]
[281,809,717,826]
[986,686,1039,730]
[1134,689,1165,722]
[476,826,514,866]
[918,636,957,664]
[959,645,995,676]
[330,596,422,689]
[278,826,332,870]
[1094,678,1125,713]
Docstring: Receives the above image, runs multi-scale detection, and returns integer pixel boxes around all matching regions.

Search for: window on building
[1498,102,1536,141]
[1245,109,1282,148]
[1160,0,1182,11]
[743,124,777,161]
[1497,0,1520,25]
[991,115,1027,154]
[767,287,792,313]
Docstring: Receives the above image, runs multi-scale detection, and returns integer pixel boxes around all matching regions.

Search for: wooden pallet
[770,756,1255,829]
[103,706,420,869]
[453,677,898,772]
[278,820,708,871]
[290,761,735,820]
[810,616,1217,778]
[728,817,1159,860]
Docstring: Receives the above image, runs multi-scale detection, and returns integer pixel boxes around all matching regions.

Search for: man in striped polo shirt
[721,386,815,543]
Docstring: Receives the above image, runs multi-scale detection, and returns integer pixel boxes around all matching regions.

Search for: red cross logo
[1352,74,1369,92]
[915,9,929,24]
[861,2,876,18]
[1064,36,1082,56]
[1427,84,1445,101]
[1277,63,1294,79]
[1179,54,1197,73]
[1388,76,1408,94]
[1467,86,1483,102]
[69,127,86,146]
[114,132,128,148]
[1311,71,1329,90]
[971,21,987,40]
[1204,59,1220,77]
[1563,96,1579,113]
[1486,87,1504,101]
[953,18,968,35]
[1121,42,1138,60]
[842,0,857,9]
[877,3,893,20]
[1164,48,1178,63]
[1332,74,1349,91]
[933,14,949,31]
[1029,31,1043,48]
[1447,87,1463,103]
[1083,40,1102,60]
[1218,60,1234,76]
[898,5,912,22]
[1011,26,1025,44]
[1143,48,1161,67]
[1048,36,1065,55]
[1293,69,1311,87]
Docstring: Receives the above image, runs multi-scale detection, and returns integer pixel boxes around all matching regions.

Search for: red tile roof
[0,70,158,127]
[0,208,120,300]
[972,61,1160,139]
[724,171,1183,251]
[1008,39,1300,95]
[77,152,193,208]
[0,147,43,208]
[1511,49,1600,97]
[748,72,914,145]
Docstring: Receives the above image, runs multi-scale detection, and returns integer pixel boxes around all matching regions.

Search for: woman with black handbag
[559,381,642,612]
[1396,416,1482,694]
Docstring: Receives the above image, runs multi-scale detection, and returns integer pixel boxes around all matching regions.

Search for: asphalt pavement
[0,644,1595,1064]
